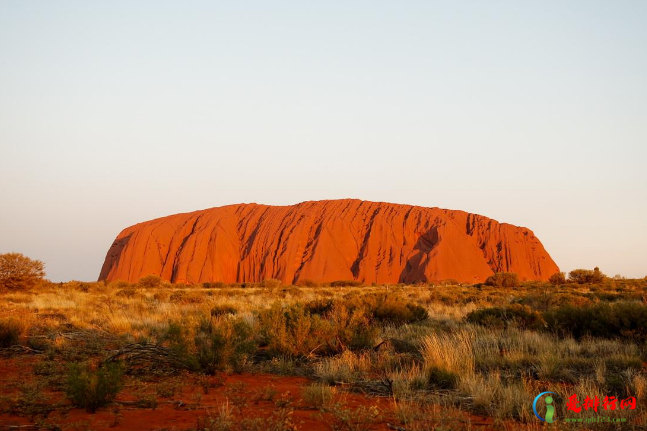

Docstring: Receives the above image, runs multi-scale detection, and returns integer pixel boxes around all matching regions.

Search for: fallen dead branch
[102,343,187,370]
[0,345,44,358]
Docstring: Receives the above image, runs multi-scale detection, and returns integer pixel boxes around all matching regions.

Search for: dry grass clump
[301,382,336,409]
[314,350,374,384]
[0,318,23,348]
[420,327,475,376]
[457,372,534,420]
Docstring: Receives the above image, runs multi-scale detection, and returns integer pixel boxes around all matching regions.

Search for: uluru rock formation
[99,199,559,285]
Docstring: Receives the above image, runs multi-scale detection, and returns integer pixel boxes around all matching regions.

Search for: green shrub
[203,281,227,288]
[484,272,520,288]
[304,299,335,316]
[296,279,319,287]
[326,304,377,351]
[544,301,647,340]
[427,366,459,389]
[65,362,124,412]
[138,274,161,288]
[116,287,138,298]
[257,302,376,357]
[195,317,256,374]
[344,293,428,325]
[0,319,21,348]
[465,304,545,330]
[169,291,185,302]
[258,303,324,357]
[372,302,428,324]
[330,280,363,287]
[162,322,198,370]
[161,318,257,374]
[548,272,566,285]
[568,267,606,284]
[604,357,643,397]
[110,280,131,289]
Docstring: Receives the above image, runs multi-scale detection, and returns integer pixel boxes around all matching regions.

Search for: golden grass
[420,327,475,375]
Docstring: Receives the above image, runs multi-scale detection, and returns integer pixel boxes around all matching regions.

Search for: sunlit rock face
[99,199,558,285]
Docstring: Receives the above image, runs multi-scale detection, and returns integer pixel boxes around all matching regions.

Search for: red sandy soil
[0,356,500,431]
[100,199,558,285]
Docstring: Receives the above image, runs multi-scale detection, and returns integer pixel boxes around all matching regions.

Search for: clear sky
[1,1,645,281]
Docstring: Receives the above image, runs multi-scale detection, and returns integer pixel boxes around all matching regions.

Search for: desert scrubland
[1,272,646,430]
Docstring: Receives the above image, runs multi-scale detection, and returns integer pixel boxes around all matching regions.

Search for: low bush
[548,272,566,285]
[152,291,170,302]
[544,301,647,340]
[65,362,124,412]
[258,303,327,357]
[427,366,459,389]
[465,305,545,330]
[257,302,376,357]
[345,293,429,324]
[162,317,256,374]
[116,287,138,298]
[161,322,198,370]
[168,290,204,303]
[109,280,131,289]
[194,317,257,374]
[0,319,21,348]
[484,272,520,288]
[138,274,161,288]
[372,301,428,324]
[327,304,377,351]
[330,280,363,287]
[568,267,606,284]
[304,299,335,316]
[296,279,319,287]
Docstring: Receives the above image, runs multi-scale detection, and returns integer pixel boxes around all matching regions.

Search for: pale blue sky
[1,1,645,281]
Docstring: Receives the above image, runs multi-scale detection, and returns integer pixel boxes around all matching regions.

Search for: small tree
[65,362,124,413]
[0,253,45,290]
[484,272,520,288]
[548,272,566,285]
[568,267,606,284]
[138,274,161,288]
